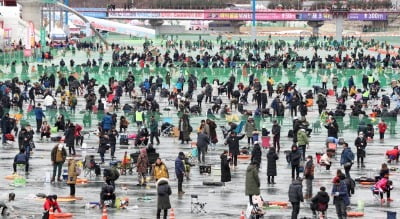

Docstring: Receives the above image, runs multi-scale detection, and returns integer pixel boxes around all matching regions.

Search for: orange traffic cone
[101,207,108,219]
[49,207,55,219]
[169,208,175,219]
[240,210,245,219]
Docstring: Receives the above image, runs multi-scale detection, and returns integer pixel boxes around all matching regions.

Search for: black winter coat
[271,124,281,136]
[290,149,302,166]
[251,144,262,165]
[220,154,231,182]
[325,122,339,138]
[267,150,278,176]
[157,178,172,210]
[64,126,75,146]
[288,180,304,203]
[225,134,245,155]
[311,191,330,211]
[355,136,367,157]
[299,103,307,116]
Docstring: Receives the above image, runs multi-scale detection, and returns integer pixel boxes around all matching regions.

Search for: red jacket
[43,199,61,213]
[74,124,82,137]
[378,122,387,133]
[386,148,399,157]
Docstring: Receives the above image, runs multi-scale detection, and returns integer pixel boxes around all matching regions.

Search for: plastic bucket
[357,200,365,212]
[387,211,397,219]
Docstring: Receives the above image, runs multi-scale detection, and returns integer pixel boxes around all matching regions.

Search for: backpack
[107,168,120,181]
[103,168,112,178]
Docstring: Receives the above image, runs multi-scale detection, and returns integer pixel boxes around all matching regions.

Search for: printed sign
[347,13,387,21]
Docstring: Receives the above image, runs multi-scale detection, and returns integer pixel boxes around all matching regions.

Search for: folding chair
[191,195,207,214]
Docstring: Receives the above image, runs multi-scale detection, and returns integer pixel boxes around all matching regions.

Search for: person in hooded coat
[178,114,191,144]
[245,161,260,205]
[310,186,330,218]
[64,123,76,155]
[137,148,149,186]
[220,150,231,185]
[267,147,278,184]
[251,142,262,168]
[67,158,78,198]
[288,177,304,219]
[289,145,302,180]
[206,119,218,146]
[156,178,172,219]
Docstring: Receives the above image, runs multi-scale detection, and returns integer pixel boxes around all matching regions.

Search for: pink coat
[375,177,388,191]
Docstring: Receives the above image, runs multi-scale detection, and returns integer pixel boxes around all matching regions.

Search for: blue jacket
[175,157,185,176]
[331,181,350,206]
[102,115,113,131]
[340,148,354,165]
[176,82,183,90]
[14,152,27,163]
[34,107,45,120]
[143,81,150,90]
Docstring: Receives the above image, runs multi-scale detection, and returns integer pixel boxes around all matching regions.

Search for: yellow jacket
[349,87,356,96]
[153,163,169,181]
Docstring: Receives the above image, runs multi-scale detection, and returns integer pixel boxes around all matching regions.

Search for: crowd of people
[0,34,399,218]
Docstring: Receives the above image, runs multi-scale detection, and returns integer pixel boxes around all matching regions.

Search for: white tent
[50,28,67,41]
[69,14,155,38]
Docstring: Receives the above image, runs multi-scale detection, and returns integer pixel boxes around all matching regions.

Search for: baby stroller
[161,122,174,137]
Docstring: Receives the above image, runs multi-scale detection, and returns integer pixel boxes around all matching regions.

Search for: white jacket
[212,82,219,97]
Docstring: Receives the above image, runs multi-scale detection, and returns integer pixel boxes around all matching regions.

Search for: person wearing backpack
[310,186,330,218]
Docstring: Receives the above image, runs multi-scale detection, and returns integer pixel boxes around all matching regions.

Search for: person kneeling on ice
[386,146,399,164]
[12,148,29,174]
[0,193,15,216]
[42,195,62,219]
[100,183,116,208]
[310,187,330,218]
